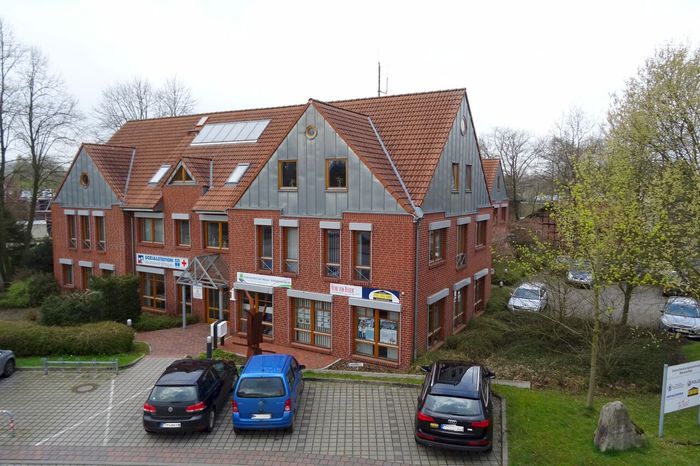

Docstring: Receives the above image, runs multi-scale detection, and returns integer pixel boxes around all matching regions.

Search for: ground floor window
[81,267,93,290]
[239,292,273,337]
[205,287,229,322]
[140,272,165,310]
[454,287,466,328]
[474,277,485,314]
[177,284,192,314]
[62,263,73,286]
[428,300,443,347]
[102,268,113,278]
[293,298,331,348]
[354,307,399,361]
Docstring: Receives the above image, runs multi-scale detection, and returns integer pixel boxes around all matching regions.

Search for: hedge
[133,313,198,332]
[0,321,135,357]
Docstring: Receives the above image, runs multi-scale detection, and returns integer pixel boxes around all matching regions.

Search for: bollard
[206,336,212,359]
[43,357,48,375]
[127,318,132,327]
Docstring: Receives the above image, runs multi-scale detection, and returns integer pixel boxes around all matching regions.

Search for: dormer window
[170,165,193,183]
[149,165,171,185]
[226,163,250,185]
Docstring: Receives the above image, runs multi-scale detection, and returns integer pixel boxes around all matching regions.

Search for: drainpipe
[412,214,422,362]
[129,213,136,275]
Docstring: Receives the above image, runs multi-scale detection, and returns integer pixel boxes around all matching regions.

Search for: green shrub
[90,275,141,323]
[21,238,54,273]
[133,312,197,332]
[40,291,101,326]
[486,286,511,313]
[0,279,31,308]
[26,273,59,306]
[0,321,134,356]
[492,257,529,286]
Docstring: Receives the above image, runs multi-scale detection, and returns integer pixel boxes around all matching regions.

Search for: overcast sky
[2,0,700,142]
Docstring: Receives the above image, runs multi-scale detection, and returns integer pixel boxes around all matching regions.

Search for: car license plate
[161,422,181,428]
[441,424,464,432]
[252,414,271,419]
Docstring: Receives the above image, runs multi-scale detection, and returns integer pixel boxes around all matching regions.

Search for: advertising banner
[136,253,189,270]
[362,287,400,303]
[330,283,362,298]
[236,272,292,289]
[662,360,700,414]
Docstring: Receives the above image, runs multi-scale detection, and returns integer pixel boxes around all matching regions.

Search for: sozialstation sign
[136,253,189,270]
[658,360,700,436]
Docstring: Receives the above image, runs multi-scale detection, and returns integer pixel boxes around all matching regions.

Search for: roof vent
[196,116,209,126]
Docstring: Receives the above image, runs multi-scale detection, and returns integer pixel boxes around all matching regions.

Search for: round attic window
[305,125,318,140]
[79,172,89,188]
[460,116,467,135]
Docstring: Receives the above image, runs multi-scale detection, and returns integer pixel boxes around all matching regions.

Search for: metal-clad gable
[54,148,120,208]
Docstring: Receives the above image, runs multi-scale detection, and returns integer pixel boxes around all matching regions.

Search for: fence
[42,358,118,375]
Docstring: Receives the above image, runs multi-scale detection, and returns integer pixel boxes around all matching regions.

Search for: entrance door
[205,288,229,323]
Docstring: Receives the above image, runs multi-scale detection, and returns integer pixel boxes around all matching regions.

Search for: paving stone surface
[0,358,503,465]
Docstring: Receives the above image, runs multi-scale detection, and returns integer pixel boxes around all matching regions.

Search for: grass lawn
[15,341,150,368]
[681,340,700,361]
[499,384,700,466]
[304,370,423,385]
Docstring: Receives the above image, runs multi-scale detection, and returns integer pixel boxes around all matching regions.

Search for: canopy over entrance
[176,254,229,289]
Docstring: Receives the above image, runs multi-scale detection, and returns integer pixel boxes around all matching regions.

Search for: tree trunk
[619,282,635,326]
[0,156,7,289]
[586,286,601,408]
[23,163,40,249]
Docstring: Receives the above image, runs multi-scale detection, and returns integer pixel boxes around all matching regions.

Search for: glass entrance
[205,287,229,323]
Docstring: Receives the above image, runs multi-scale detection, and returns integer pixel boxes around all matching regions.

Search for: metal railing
[42,358,118,375]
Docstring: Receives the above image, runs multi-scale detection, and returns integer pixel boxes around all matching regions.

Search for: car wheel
[3,359,15,377]
[286,421,294,434]
[205,408,215,433]
[233,426,241,434]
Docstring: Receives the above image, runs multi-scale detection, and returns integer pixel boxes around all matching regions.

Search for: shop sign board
[330,284,400,303]
[236,272,292,289]
[136,253,189,270]
[330,283,362,298]
[658,360,700,436]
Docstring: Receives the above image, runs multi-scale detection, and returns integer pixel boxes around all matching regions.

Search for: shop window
[323,229,341,278]
[257,225,273,271]
[456,224,467,268]
[429,228,445,264]
[96,216,106,251]
[67,215,77,248]
[80,215,91,249]
[177,284,192,314]
[451,162,460,192]
[465,164,472,192]
[239,292,273,337]
[428,301,443,347]
[81,266,93,290]
[326,158,347,190]
[454,287,466,328]
[140,218,164,244]
[62,263,73,286]
[204,221,228,249]
[279,160,297,190]
[354,307,399,361]
[474,277,485,315]
[353,231,371,281]
[176,219,191,246]
[283,226,299,273]
[140,272,165,310]
[293,298,331,348]
[476,220,487,247]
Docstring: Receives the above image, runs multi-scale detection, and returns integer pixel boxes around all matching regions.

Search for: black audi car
[143,359,237,434]
[414,360,495,452]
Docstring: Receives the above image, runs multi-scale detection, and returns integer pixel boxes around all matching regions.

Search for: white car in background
[659,296,700,339]
[507,282,548,312]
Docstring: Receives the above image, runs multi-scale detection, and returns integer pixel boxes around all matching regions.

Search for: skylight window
[226,163,250,185]
[149,165,171,185]
[191,120,270,145]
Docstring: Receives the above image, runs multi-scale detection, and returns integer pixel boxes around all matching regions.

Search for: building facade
[52,89,505,369]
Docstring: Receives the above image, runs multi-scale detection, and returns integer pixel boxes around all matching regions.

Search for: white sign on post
[658,360,700,436]
[211,320,227,339]
[193,285,203,300]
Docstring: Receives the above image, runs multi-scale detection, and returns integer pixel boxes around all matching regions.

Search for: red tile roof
[482,158,501,192]
[63,89,468,212]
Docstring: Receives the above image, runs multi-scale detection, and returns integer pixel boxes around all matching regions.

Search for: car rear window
[150,385,198,403]
[237,377,285,398]
[513,288,539,300]
[424,394,482,416]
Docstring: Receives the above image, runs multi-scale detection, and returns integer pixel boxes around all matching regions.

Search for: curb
[497,393,509,466]
[303,375,420,388]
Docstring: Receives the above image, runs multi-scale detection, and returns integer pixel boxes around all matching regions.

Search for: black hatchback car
[143,359,237,434]
[415,360,495,452]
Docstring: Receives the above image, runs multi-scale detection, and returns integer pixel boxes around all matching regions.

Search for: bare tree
[0,18,24,287]
[17,47,80,249]
[93,76,196,138]
[482,127,539,219]
[156,76,196,117]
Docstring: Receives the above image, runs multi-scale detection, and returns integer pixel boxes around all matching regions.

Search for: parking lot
[0,358,503,465]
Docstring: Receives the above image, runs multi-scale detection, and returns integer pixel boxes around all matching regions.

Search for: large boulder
[593,401,646,452]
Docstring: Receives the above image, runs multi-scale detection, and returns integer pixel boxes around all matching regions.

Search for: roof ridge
[330,88,466,105]
[120,102,307,125]
[83,142,136,150]
[309,99,370,119]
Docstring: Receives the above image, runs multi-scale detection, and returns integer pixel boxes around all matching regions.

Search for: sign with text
[211,320,228,339]
[330,283,362,298]
[192,285,203,300]
[236,272,292,289]
[136,253,189,270]
[330,284,400,303]
[662,360,700,414]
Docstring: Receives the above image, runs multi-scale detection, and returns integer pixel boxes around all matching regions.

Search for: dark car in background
[143,359,237,433]
[415,360,495,452]
[1,349,15,377]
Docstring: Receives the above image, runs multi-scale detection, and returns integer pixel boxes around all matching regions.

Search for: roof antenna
[377,62,388,97]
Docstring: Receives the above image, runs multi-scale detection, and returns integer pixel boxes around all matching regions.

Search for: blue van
[232,354,305,433]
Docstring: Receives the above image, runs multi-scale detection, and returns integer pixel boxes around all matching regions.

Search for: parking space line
[34,385,152,447]
[102,379,115,446]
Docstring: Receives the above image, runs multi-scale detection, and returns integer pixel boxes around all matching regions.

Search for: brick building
[52,89,505,368]
[482,158,509,246]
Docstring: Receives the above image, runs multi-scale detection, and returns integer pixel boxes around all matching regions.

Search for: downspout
[368,117,424,361]
[124,149,137,275]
